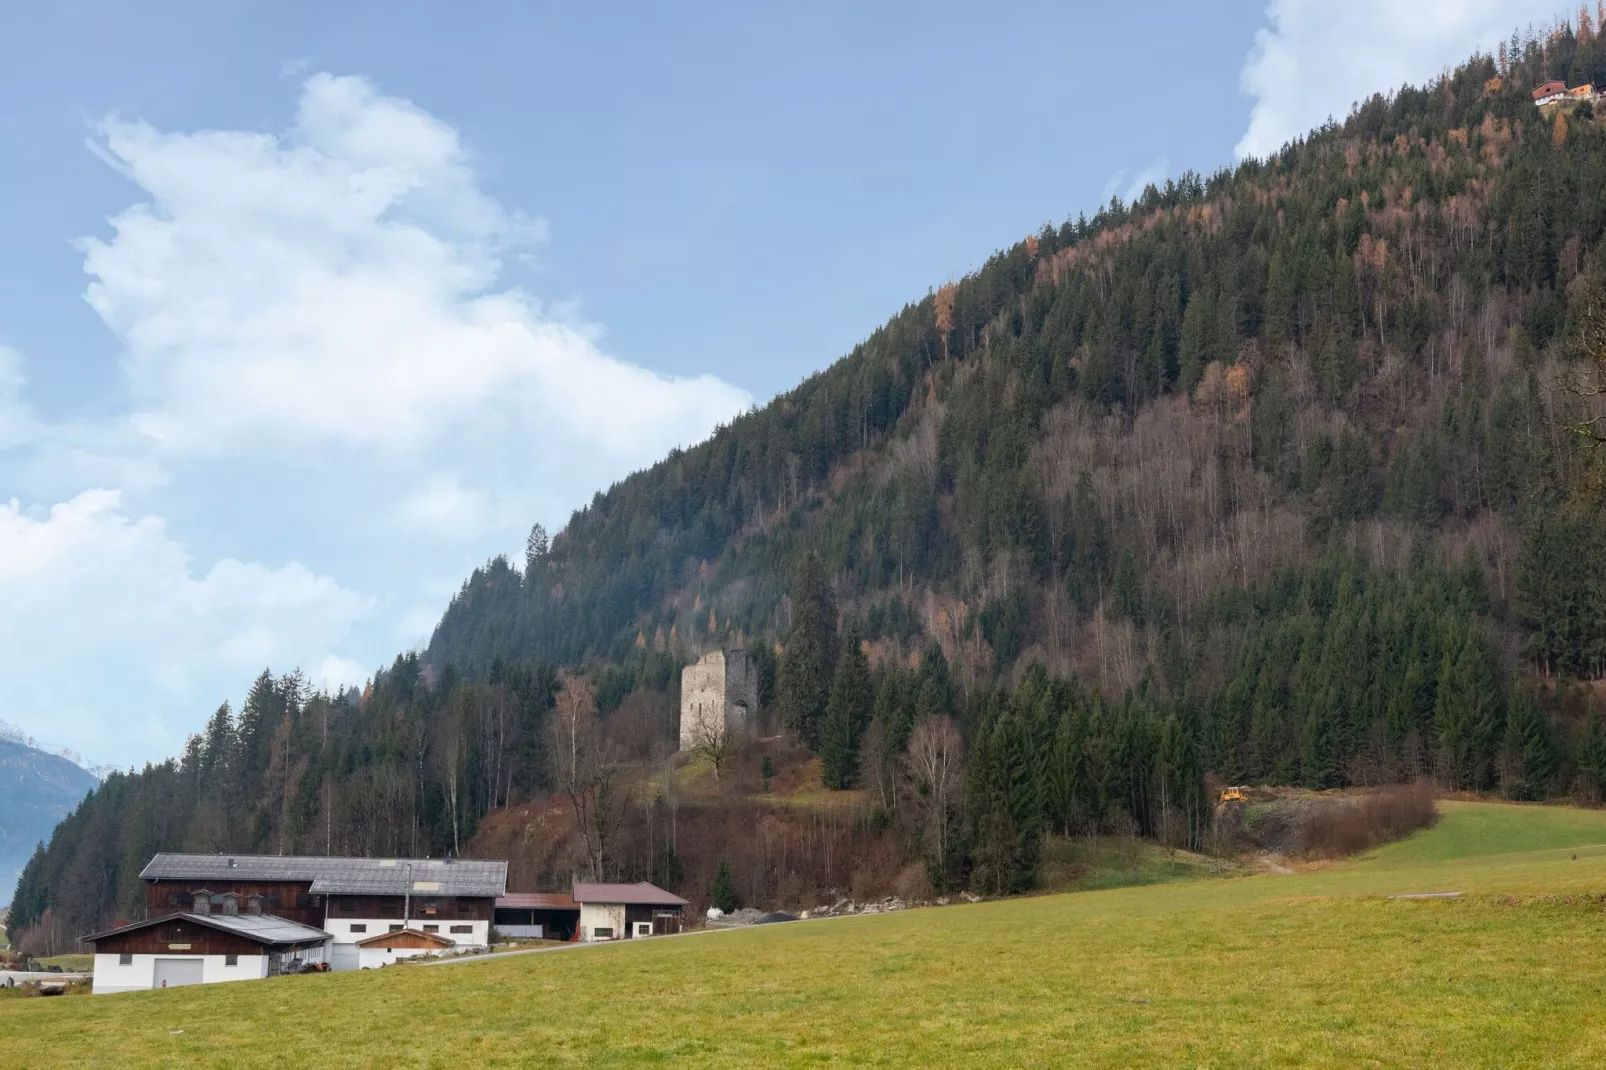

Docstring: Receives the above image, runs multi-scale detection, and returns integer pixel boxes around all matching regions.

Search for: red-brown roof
[355,927,454,949]
[1533,80,1568,100]
[495,892,578,910]
[571,881,688,907]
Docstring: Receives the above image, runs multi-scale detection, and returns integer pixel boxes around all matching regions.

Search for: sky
[0,0,1576,769]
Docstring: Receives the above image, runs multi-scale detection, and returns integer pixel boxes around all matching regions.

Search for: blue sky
[0,0,1572,767]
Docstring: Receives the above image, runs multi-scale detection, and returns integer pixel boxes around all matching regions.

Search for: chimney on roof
[227,858,237,868]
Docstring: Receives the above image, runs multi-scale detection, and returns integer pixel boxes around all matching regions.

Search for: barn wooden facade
[83,913,330,994]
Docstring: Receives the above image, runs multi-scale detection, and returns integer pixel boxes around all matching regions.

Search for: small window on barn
[450,924,472,934]
[334,899,356,915]
[225,954,238,967]
[167,892,183,907]
[264,893,283,909]
[119,953,133,966]
[294,893,312,909]
[389,924,403,932]
[423,924,439,934]
[419,900,438,916]
[378,901,400,918]
[593,927,614,939]
[350,924,367,933]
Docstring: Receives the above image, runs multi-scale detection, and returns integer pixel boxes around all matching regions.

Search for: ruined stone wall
[679,649,759,751]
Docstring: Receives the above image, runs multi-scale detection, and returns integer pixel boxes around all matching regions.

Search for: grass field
[3,800,1605,1067]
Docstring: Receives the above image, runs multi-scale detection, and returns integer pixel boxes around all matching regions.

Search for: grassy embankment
[3,800,1605,1067]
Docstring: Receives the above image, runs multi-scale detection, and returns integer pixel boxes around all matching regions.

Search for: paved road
[420,922,759,968]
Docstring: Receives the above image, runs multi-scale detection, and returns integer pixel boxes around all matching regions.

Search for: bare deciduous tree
[903,716,965,878]
[548,673,631,879]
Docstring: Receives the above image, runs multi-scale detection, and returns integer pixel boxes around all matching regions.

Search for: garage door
[153,958,205,989]
[331,943,360,972]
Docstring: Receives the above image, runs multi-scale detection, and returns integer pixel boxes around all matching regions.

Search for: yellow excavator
[1219,785,1249,802]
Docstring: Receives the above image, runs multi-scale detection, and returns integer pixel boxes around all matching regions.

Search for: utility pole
[404,862,412,929]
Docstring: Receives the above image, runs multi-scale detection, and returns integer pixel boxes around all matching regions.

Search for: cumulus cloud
[0,72,754,768]
[1237,0,1565,159]
[81,73,750,461]
[0,490,371,762]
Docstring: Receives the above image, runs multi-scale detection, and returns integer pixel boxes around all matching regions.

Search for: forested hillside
[11,26,1606,950]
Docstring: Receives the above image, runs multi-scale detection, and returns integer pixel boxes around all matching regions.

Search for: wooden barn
[83,913,330,994]
[136,852,507,971]
[493,892,580,940]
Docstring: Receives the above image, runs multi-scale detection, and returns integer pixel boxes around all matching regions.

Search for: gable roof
[139,853,508,898]
[1533,80,1568,99]
[355,927,455,949]
[82,912,330,948]
[571,881,689,907]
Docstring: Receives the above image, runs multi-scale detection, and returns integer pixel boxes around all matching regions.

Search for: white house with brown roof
[572,882,688,941]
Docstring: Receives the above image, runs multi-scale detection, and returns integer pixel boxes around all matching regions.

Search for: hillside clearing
[3,801,1605,1067]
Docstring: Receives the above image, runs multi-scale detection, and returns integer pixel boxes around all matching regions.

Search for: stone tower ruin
[679,648,759,752]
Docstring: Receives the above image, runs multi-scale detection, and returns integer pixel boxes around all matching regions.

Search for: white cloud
[80,73,750,464]
[0,73,755,768]
[0,490,371,762]
[314,655,369,693]
[398,471,497,541]
[1237,0,1565,159]
[0,346,39,450]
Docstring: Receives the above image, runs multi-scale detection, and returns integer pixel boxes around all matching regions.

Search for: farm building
[83,913,330,994]
[493,892,580,940]
[354,927,456,969]
[572,882,688,941]
[134,853,507,971]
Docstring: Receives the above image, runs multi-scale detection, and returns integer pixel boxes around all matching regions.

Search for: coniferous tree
[779,552,837,749]
[1501,687,1556,800]
[710,858,739,913]
[821,624,872,789]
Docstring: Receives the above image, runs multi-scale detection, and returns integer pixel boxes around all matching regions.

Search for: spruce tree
[710,858,739,913]
[821,624,872,789]
[1501,688,1556,801]
[779,551,837,749]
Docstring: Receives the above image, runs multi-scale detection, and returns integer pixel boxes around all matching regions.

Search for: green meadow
[4,800,1605,1068]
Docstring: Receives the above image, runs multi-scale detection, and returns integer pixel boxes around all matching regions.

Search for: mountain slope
[431,46,1605,689]
[11,29,1606,946]
[0,731,99,906]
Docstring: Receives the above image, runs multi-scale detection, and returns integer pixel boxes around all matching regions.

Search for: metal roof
[495,892,578,911]
[139,853,507,898]
[571,881,689,907]
[82,912,331,948]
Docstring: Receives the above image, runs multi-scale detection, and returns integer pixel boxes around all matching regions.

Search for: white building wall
[325,918,488,948]
[579,903,626,941]
[92,953,268,995]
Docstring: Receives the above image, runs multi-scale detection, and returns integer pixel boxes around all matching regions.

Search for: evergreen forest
[11,25,1606,950]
